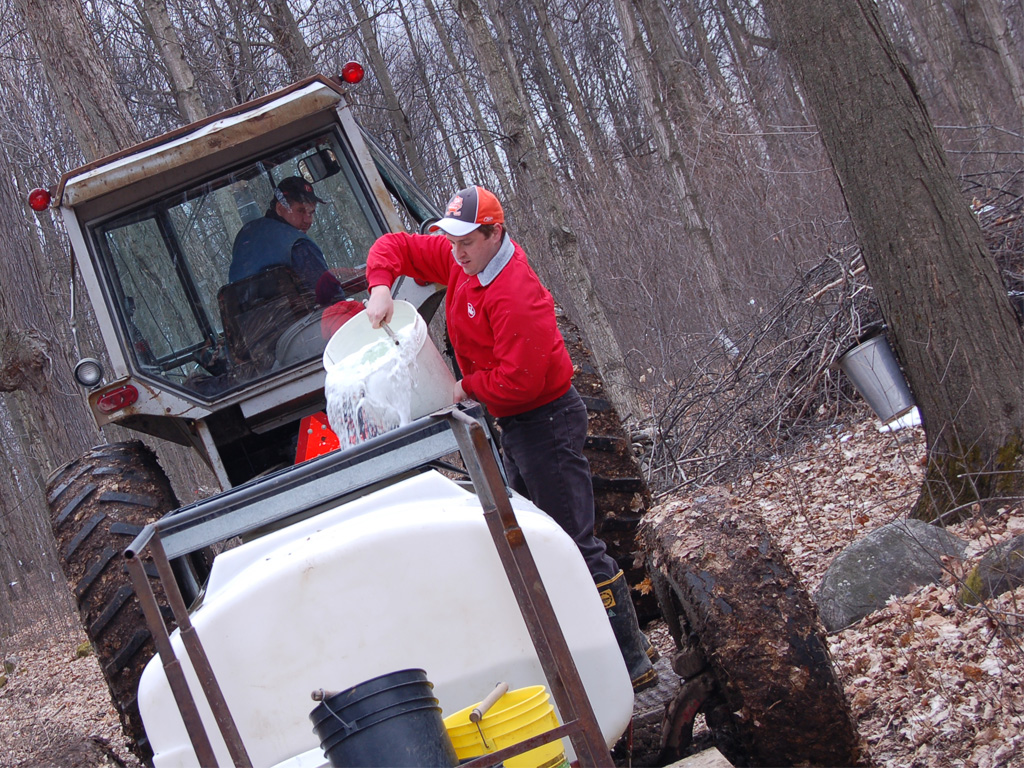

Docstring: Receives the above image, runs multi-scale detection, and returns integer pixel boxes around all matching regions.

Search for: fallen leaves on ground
[1,620,139,768]
[737,410,1024,768]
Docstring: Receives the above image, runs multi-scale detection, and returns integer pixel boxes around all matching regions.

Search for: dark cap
[429,186,504,236]
[274,176,326,207]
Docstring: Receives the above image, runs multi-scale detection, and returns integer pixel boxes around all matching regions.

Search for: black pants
[497,387,619,582]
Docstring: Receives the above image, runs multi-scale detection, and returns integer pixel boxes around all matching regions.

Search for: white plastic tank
[138,471,633,768]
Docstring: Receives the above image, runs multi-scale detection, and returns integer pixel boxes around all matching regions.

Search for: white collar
[477,234,514,286]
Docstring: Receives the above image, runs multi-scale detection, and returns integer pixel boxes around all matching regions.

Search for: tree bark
[140,0,207,123]
[349,0,429,191]
[761,0,1024,520]
[14,0,140,159]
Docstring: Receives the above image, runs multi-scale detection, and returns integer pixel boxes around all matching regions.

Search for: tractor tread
[47,463,93,506]
[585,434,627,452]
[47,440,179,762]
[97,491,160,508]
[75,547,118,602]
[54,484,97,527]
[110,522,145,537]
[107,629,151,676]
[89,584,134,637]
[65,512,107,559]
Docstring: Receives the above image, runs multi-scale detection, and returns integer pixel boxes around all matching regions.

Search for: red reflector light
[295,412,340,463]
[28,187,52,212]
[341,61,365,84]
[96,385,139,414]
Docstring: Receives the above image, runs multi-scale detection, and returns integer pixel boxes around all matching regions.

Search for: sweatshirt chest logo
[467,301,477,318]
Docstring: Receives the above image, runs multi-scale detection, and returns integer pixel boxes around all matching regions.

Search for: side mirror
[298,148,342,183]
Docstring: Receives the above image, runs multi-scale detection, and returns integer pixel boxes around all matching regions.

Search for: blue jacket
[229,216,334,300]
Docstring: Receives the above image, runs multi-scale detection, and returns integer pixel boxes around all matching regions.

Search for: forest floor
[1,407,1022,768]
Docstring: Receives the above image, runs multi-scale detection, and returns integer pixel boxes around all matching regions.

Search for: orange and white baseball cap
[430,186,504,236]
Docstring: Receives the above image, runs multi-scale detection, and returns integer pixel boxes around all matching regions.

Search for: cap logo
[447,195,465,219]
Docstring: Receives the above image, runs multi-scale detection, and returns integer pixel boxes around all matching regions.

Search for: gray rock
[815,519,966,631]
[960,533,1024,605]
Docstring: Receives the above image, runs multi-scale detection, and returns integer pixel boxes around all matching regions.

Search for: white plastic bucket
[838,335,915,423]
[322,300,455,446]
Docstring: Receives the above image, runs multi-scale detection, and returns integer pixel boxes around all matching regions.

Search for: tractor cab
[54,77,439,487]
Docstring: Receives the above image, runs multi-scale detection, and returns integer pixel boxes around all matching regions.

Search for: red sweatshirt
[366,232,574,418]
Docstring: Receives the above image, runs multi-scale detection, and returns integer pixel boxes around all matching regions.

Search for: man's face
[277,199,317,232]
[447,227,502,276]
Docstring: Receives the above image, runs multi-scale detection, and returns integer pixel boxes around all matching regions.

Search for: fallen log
[641,486,864,767]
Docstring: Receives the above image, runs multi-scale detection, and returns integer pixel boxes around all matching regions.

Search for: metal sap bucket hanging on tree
[838,334,916,423]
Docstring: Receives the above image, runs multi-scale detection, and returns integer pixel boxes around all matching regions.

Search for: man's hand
[365,284,394,329]
[453,379,468,404]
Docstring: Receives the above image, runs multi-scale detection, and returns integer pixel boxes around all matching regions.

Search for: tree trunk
[453,0,644,424]
[349,0,429,191]
[140,0,207,123]
[761,0,1024,521]
[525,0,602,166]
[421,0,512,200]
[614,0,731,331]
[488,0,582,185]
[974,0,1024,130]
[218,0,260,104]
[14,0,140,159]
[396,0,465,194]
[261,0,316,80]
[893,0,989,131]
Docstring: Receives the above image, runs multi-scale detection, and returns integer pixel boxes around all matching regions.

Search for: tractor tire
[557,311,657,621]
[47,441,180,762]
[642,486,864,767]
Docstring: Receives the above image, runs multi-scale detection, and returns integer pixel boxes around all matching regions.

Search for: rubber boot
[597,570,658,692]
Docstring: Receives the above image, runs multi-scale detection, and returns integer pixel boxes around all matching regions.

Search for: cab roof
[57,76,347,208]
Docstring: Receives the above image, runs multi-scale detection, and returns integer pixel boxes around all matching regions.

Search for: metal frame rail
[124,405,614,767]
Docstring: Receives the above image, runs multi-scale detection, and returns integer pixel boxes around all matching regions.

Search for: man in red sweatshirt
[364,186,657,692]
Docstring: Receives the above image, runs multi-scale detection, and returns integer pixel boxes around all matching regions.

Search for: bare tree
[453,0,644,422]
[395,0,465,193]
[421,0,512,198]
[613,0,731,330]
[349,0,430,189]
[971,0,1024,130]
[261,0,317,79]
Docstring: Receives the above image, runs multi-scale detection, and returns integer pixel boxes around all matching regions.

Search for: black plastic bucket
[310,669,459,767]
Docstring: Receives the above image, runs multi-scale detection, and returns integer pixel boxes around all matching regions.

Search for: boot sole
[631,668,659,693]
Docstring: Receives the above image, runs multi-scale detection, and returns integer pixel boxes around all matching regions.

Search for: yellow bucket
[443,686,568,768]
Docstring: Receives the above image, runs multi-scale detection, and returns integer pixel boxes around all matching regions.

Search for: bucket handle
[311,689,355,736]
[469,681,509,751]
[470,682,509,723]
